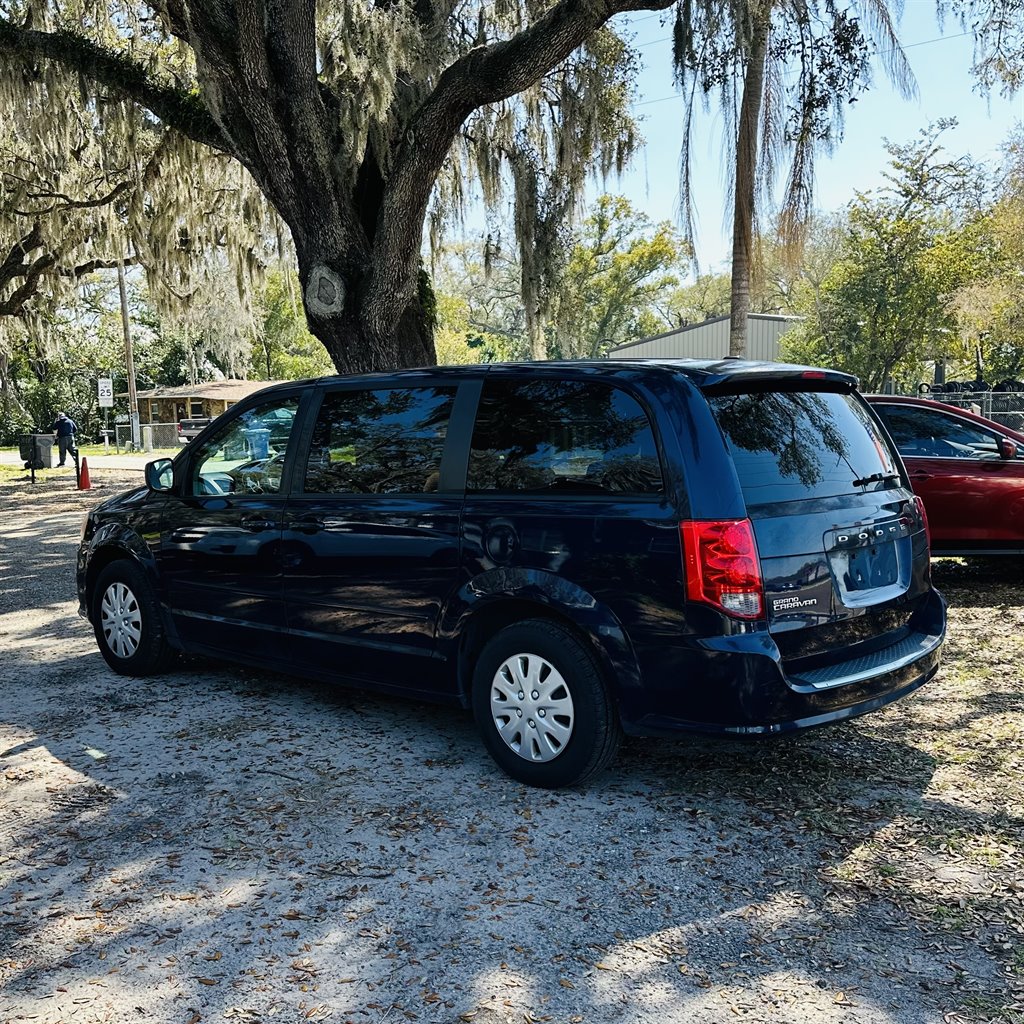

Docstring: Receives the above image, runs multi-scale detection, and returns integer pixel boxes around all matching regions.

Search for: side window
[878,405,1000,459]
[467,379,663,494]
[189,398,300,496]
[304,386,456,494]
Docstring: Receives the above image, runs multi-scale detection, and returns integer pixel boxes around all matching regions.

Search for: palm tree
[674,0,917,356]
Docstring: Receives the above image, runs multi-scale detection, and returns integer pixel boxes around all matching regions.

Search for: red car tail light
[680,519,764,619]
[913,495,931,549]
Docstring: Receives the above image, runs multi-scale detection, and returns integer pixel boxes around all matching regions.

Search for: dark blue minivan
[77,360,945,787]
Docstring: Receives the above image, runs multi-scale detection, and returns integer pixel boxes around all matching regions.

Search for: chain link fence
[918,389,1024,432]
[114,424,135,451]
[114,423,181,451]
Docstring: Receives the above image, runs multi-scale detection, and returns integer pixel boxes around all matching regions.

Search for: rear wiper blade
[852,471,900,487]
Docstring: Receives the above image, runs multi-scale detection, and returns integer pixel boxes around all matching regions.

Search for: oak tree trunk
[0,0,674,374]
[301,284,437,375]
[291,211,436,375]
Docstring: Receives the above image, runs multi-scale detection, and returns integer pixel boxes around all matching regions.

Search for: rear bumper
[622,589,945,737]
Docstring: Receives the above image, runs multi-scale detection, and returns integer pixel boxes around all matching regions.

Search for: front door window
[189,398,300,496]
[304,387,456,494]
[877,405,1005,459]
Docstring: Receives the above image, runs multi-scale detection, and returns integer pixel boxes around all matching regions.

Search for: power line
[628,10,670,24]
[631,29,974,107]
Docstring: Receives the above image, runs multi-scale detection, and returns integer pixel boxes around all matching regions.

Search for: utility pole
[117,259,141,450]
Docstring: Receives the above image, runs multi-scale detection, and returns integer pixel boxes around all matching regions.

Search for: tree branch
[0,19,228,154]
[0,249,57,317]
[0,223,45,295]
[366,0,674,336]
[60,255,140,278]
[12,179,134,217]
[464,0,676,107]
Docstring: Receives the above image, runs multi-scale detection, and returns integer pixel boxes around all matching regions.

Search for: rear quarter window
[707,389,900,505]
[468,379,663,495]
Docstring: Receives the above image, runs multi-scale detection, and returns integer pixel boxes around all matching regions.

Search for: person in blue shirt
[51,412,78,467]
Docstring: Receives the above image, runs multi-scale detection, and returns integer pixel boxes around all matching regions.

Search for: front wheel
[471,619,621,788]
[92,560,174,675]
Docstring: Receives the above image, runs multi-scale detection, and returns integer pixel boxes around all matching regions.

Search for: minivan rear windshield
[707,389,900,505]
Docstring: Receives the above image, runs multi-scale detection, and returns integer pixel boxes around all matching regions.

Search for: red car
[866,394,1024,555]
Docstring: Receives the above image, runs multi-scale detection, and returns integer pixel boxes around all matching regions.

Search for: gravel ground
[1,467,1022,1024]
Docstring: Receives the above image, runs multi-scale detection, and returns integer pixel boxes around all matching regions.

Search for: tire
[471,619,622,788]
[91,560,174,676]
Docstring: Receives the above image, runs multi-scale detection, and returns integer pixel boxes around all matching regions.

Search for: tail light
[913,495,931,549]
[680,519,764,619]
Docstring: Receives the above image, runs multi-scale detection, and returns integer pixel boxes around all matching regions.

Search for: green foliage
[418,264,438,335]
[0,277,127,443]
[433,288,523,366]
[952,129,1024,379]
[249,271,334,381]
[554,196,688,358]
[657,220,840,330]
[662,272,732,327]
[782,124,996,390]
[433,241,530,363]
[434,198,686,361]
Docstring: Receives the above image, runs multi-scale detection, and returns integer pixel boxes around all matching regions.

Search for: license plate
[842,542,898,591]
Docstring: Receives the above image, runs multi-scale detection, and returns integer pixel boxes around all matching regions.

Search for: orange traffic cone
[78,457,91,490]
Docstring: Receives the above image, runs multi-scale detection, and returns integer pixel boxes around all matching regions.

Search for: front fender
[79,520,162,622]
[439,566,644,708]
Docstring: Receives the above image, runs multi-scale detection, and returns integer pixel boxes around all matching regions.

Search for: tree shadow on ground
[2,635,1019,1024]
[2,492,1021,1023]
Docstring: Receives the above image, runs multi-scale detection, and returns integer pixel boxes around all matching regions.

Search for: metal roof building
[607,313,800,361]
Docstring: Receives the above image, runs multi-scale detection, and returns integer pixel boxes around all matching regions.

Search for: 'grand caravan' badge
[773,595,819,612]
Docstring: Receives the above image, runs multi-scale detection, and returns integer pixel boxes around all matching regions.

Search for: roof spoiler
[695,363,859,394]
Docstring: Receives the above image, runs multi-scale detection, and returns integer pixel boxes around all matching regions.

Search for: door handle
[291,515,325,534]
[909,472,931,481]
[240,515,276,532]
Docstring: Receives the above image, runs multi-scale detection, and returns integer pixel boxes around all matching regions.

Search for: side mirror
[145,458,175,492]
[998,437,1017,460]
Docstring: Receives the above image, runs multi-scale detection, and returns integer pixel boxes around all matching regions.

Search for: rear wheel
[92,560,174,675]
[472,619,621,788]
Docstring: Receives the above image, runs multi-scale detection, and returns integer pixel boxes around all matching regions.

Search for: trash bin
[18,434,54,469]
[243,427,271,460]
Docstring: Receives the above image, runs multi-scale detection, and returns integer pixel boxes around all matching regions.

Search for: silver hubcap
[490,653,574,763]
[100,582,142,660]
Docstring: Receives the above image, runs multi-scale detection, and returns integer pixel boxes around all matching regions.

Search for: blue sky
[609,0,1024,270]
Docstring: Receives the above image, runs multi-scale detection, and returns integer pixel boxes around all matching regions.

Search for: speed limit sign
[98,377,114,408]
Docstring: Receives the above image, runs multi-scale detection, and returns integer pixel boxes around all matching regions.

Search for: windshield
[707,389,901,506]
